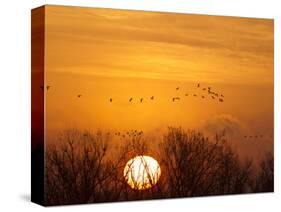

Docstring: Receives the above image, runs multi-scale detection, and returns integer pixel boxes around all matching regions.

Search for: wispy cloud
[202,114,246,137]
[45,6,273,84]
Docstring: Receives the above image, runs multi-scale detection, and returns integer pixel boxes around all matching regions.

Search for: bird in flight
[172,97,180,102]
[193,94,197,97]
[109,98,113,102]
[185,93,188,96]
[176,87,180,90]
[211,96,215,99]
[202,88,206,91]
[140,98,143,103]
[150,96,154,100]
[221,94,224,97]
[77,94,82,98]
[129,98,133,102]
[197,83,200,88]
[40,85,51,91]
[219,98,224,102]
[202,95,205,98]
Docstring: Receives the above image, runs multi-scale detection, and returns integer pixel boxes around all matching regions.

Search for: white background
[0,0,280,211]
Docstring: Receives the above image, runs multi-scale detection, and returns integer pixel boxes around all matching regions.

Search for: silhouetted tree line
[45,127,273,205]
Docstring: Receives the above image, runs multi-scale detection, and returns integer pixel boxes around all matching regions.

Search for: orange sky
[44,5,274,159]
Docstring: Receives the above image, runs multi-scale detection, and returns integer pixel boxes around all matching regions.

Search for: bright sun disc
[124,155,161,190]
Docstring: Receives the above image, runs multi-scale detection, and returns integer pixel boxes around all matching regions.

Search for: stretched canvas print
[31,5,274,206]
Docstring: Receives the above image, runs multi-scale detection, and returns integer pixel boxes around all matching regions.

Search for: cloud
[45,5,273,85]
[202,114,246,137]
[201,114,273,161]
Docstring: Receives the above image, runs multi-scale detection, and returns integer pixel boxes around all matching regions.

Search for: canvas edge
[31,5,46,206]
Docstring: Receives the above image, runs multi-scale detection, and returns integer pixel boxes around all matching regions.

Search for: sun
[124,155,161,190]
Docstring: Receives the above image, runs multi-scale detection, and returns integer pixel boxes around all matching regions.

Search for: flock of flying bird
[40,84,271,141]
[244,134,264,139]
[108,83,225,104]
[114,130,144,139]
[40,83,225,103]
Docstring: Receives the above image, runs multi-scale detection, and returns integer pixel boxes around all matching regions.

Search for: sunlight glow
[124,155,161,190]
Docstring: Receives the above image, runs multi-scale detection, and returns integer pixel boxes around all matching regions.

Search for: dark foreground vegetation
[45,127,273,205]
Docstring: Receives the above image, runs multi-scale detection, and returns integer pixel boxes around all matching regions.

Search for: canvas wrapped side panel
[31,6,45,206]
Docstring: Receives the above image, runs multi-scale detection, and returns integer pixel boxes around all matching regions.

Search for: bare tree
[104,130,163,202]
[159,127,254,197]
[45,127,273,205]
[45,129,111,205]
[252,152,274,192]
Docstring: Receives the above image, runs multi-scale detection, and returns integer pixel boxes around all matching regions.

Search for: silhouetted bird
[129,98,133,102]
[211,96,215,99]
[185,93,189,96]
[219,98,224,102]
[109,98,113,102]
[150,96,154,100]
[221,94,224,97]
[176,87,180,90]
[197,83,200,88]
[193,94,197,97]
[140,98,143,103]
[77,94,82,98]
[40,85,51,91]
[172,97,180,102]
[202,95,205,98]
[244,136,247,138]
[202,88,206,91]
